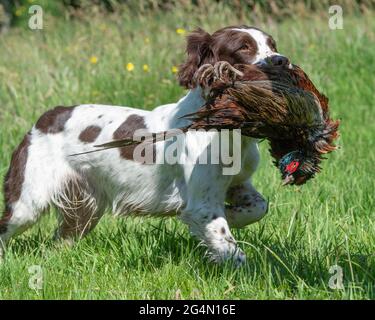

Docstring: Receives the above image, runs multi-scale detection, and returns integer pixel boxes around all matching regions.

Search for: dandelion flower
[176,28,186,35]
[89,56,98,64]
[143,64,149,72]
[126,62,135,71]
[171,66,178,73]
[145,37,150,44]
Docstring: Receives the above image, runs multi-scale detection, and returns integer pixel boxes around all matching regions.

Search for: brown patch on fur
[35,106,74,134]
[113,114,156,163]
[1,133,31,234]
[0,206,12,234]
[78,125,102,143]
[266,36,278,52]
[178,25,267,89]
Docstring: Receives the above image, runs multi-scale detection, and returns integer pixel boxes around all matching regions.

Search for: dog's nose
[269,55,290,66]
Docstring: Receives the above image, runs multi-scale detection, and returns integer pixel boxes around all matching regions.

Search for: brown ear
[178,28,213,89]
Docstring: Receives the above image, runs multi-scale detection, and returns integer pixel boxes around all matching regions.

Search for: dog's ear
[178,28,213,89]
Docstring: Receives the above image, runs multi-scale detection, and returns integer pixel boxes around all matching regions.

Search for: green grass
[0,4,374,299]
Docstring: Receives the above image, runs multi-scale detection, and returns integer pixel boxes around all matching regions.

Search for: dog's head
[178,25,290,89]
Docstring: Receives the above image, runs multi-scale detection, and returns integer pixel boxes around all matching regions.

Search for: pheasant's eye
[286,161,299,174]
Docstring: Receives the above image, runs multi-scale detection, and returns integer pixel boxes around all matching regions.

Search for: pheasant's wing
[186,97,247,129]
[227,80,325,128]
[290,65,329,114]
[182,95,273,139]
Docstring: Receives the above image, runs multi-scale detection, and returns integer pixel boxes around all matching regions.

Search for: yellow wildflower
[99,24,107,31]
[171,66,178,73]
[143,64,149,72]
[15,6,25,17]
[89,56,98,64]
[162,79,172,85]
[176,28,186,35]
[126,62,135,71]
[145,37,150,44]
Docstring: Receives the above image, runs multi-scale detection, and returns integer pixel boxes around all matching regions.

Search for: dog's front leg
[226,180,268,228]
[180,205,246,265]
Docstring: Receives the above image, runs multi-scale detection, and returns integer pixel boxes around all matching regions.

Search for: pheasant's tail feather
[68,138,142,157]
[94,138,139,149]
[95,128,188,150]
[69,128,188,157]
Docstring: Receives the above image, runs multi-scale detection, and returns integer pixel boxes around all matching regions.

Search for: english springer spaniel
[0,26,290,264]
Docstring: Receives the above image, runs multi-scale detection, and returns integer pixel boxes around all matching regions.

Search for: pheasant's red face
[285,161,299,174]
[279,151,319,186]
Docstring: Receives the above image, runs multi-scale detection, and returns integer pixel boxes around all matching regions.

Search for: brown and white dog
[0,26,290,264]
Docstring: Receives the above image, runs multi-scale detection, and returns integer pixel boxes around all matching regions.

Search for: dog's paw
[209,241,247,267]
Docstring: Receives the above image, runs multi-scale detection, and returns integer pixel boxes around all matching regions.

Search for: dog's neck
[178,87,206,112]
[171,87,206,127]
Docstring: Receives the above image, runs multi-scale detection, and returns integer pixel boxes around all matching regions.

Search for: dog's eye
[236,45,250,52]
[267,38,278,51]
[237,45,255,54]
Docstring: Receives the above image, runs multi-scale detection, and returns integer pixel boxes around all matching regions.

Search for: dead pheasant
[92,61,339,186]
[184,61,340,185]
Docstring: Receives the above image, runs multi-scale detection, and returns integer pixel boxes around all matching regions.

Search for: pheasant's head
[278,150,320,186]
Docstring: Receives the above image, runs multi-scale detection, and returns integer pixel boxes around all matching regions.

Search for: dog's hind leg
[0,133,49,260]
[0,130,91,260]
[53,179,106,244]
[0,199,45,261]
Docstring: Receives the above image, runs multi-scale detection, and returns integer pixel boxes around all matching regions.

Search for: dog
[0,25,290,264]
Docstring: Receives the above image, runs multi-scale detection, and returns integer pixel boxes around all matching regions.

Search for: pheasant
[184,61,340,185]
[92,61,339,186]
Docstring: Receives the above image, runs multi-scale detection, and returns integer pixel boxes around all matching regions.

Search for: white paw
[205,217,246,266]
[211,246,246,267]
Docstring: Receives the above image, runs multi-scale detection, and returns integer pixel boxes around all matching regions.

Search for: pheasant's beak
[282,175,295,186]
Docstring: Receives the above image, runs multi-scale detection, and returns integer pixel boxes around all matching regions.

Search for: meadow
[0,2,374,299]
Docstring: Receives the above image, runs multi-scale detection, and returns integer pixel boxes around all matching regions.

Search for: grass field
[0,3,374,299]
